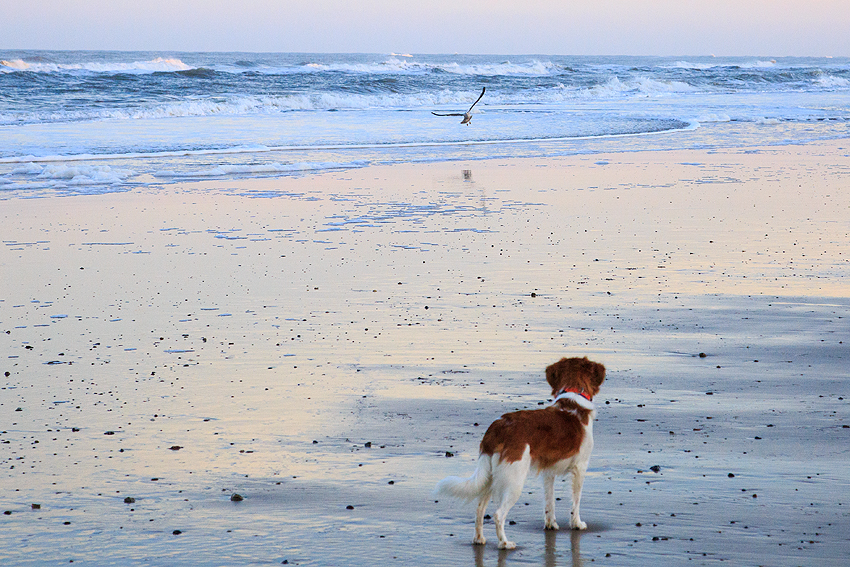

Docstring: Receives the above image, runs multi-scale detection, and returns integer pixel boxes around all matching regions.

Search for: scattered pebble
[230,494,244,502]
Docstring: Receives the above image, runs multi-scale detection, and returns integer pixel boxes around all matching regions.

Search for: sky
[3,0,849,56]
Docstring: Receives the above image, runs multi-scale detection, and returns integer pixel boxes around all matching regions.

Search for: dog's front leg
[569,466,588,530]
[543,473,559,530]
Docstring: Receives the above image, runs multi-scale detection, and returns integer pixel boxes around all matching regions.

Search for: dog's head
[545,357,606,399]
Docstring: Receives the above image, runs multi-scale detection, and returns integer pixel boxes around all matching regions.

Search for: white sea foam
[301,57,560,76]
[33,164,135,185]
[815,75,850,89]
[0,57,192,74]
[695,113,732,123]
[155,161,362,178]
[585,76,698,98]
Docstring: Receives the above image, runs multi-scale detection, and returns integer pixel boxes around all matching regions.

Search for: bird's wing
[431,112,465,116]
[466,87,486,113]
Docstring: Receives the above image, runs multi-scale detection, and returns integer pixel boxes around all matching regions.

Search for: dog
[435,356,605,549]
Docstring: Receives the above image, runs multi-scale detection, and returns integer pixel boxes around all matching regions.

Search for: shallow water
[2,52,849,195]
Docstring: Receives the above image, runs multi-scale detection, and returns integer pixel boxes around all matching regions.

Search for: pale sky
[3,0,849,56]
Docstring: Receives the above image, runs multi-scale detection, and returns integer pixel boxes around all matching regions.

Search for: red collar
[554,388,592,402]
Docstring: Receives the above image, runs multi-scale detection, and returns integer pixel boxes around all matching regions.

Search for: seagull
[432,87,485,125]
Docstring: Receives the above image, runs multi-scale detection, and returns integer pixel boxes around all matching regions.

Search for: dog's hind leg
[473,493,489,545]
[543,472,559,530]
[569,464,588,530]
[491,448,531,549]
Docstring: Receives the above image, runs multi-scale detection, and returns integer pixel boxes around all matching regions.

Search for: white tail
[435,454,493,502]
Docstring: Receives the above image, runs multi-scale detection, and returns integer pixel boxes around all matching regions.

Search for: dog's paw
[473,535,487,545]
[498,540,517,550]
[571,520,588,531]
[544,519,559,530]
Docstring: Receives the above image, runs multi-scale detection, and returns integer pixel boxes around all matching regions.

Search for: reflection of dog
[436,357,606,549]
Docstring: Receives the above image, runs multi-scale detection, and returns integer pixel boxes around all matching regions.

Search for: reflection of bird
[432,87,485,125]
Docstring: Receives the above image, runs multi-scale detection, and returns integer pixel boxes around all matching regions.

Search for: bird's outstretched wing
[432,87,486,123]
[466,87,486,113]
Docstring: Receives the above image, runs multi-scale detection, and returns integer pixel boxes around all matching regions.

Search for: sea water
[1,51,848,196]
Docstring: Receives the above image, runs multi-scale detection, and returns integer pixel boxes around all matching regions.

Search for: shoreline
[2,140,849,565]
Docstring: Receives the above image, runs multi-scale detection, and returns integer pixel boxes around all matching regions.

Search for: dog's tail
[435,453,493,502]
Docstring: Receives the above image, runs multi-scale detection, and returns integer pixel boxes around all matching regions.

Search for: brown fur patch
[479,357,605,467]
[480,405,588,468]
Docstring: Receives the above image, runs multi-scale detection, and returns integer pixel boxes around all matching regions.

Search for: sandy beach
[2,141,849,565]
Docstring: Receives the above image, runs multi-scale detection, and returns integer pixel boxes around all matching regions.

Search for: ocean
[1,51,848,196]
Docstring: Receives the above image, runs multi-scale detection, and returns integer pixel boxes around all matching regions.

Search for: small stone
[728,473,735,478]
[364,442,372,448]
[388,480,394,485]
[346,505,354,510]
[230,494,243,502]
[124,497,136,503]
[168,446,182,451]
[31,504,41,510]
[104,431,115,435]
[172,530,182,535]
[445,451,454,458]
[650,465,661,473]
[698,353,707,358]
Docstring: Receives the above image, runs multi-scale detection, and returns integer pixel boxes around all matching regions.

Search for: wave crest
[1,57,193,74]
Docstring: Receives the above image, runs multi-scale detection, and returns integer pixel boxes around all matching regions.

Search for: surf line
[0,123,697,165]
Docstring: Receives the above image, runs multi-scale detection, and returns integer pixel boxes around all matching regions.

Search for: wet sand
[2,141,849,565]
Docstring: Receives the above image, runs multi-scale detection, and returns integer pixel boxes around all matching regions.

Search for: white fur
[435,408,595,549]
[553,391,595,411]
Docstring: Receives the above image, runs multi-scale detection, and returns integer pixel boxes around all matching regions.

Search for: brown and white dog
[435,356,605,549]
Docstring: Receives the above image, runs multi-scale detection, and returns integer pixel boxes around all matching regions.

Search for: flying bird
[432,87,486,125]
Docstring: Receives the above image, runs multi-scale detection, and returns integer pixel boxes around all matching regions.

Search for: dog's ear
[591,361,606,388]
[545,358,565,391]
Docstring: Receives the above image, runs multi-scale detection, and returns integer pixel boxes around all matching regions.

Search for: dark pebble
[173,530,182,535]
[230,494,243,502]
[728,473,735,478]
[104,431,115,435]
[124,497,136,503]
[31,504,40,510]
[445,451,454,458]
[698,353,707,358]
[169,446,182,451]
[346,505,354,510]
[650,465,661,473]
[388,480,394,485]
[509,521,516,525]
[364,442,372,448]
